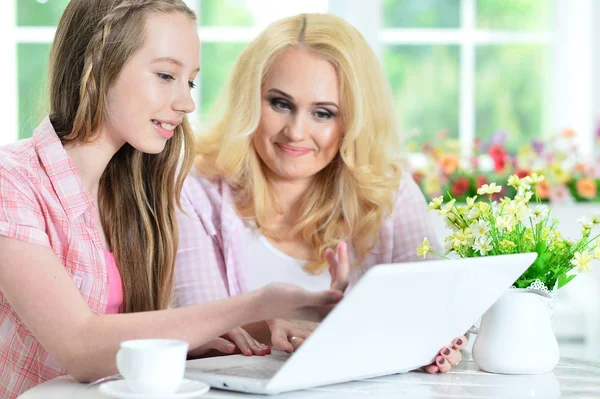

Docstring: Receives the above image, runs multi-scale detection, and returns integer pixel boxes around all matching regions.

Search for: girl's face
[103,12,200,153]
[253,47,344,185]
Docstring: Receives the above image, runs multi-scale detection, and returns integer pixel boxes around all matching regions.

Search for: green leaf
[557,274,576,289]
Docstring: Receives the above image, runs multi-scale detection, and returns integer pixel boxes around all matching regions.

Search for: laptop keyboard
[201,351,290,380]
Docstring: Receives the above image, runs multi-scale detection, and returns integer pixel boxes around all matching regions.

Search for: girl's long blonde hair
[196,13,403,273]
[49,0,195,311]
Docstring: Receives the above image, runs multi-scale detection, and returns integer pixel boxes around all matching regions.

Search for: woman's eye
[270,98,291,111]
[315,110,333,120]
[189,81,196,89]
[157,73,174,81]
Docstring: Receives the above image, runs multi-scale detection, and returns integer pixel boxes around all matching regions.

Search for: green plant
[418,174,600,290]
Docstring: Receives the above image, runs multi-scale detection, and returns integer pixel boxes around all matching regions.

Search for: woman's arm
[0,236,341,382]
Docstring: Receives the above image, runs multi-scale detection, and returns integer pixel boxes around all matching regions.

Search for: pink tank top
[103,249,123,314]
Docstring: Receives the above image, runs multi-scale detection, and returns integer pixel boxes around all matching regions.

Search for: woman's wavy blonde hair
[196,13,403,273]
[50,0,195,311]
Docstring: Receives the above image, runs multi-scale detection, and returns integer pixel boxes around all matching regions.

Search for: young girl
[0,2,342,397]
[174,13,466,373]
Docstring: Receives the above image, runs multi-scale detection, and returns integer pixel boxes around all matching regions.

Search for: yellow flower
[522,173,545,185]
[499,240,517,251]
[478,183,502,195]
[571,252,595,273]
[507,174,521,188]
[428,196,444,210]
[594,240,600,260]
[439,199,456,216]
[417,237,432,259]
[466,196,478,207]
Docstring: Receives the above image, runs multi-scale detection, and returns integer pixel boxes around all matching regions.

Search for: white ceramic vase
[472,288,560,374]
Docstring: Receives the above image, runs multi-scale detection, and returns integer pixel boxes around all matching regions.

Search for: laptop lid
[185,252,537,394]
[264,252,537,393]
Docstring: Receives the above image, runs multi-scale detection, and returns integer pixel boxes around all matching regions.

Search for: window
[7,0,599,158]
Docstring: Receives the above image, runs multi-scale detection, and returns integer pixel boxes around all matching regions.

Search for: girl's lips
[152,120,175,139]
[277,143,312,157]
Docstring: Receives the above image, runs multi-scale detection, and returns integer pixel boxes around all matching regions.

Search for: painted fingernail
[438,357,445,365]
[456,339,463,345]
[443,348,451,355]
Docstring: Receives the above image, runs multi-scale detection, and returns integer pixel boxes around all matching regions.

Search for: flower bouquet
[418,173,599,290]
[417,173,600,374]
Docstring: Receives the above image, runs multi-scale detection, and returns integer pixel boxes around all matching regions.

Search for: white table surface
[18,356,600,398]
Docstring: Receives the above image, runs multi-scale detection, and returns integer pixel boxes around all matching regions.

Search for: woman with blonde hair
[0,2,343,397]
[175,13,466,373]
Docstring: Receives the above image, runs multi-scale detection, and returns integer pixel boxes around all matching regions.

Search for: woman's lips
[276,143,312,157]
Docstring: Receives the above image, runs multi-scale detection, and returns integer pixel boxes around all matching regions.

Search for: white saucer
[98,379,210,398]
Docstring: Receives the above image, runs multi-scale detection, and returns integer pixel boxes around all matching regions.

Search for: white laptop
[185,252,538,395]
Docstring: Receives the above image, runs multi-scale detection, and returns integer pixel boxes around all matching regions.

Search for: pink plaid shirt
[0,117,108,398]
[174,167,440,306]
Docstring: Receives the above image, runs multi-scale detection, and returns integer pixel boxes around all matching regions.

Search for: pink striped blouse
[174,167,441,306]
[0,117,110,398]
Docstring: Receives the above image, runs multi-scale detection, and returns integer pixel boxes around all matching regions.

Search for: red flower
[515,169,530,179]
[493,157,506,173]
[489,144,508,173]
[489,144,506,161]
[451,177,470,197]
[413,171,424,185]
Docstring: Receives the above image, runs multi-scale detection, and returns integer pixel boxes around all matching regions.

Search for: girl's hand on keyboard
[266,319,317,353]
[258,283,343,322]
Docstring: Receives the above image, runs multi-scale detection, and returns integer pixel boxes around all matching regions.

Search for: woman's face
[253,47,343,185]
[103,12,200,154]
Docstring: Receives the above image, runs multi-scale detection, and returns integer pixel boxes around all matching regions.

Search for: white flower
[515,190,533,204]
[469,220,491,239]
[473,236,493,256]
[428,196,444,211]
[579,217,594,230]
[503,200,531,223]
[444,236,454,254]
[477,183,502,195]
[531,205,550,225]
[496,214,517,232]
[466,206,481,221]
[571,251,595,273]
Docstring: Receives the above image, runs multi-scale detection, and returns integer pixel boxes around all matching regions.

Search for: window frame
[6,0,598,160]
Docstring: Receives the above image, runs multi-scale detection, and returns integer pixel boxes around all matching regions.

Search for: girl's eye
[270,98,291,111]
[158,73,174,81]
[189,81,196,89]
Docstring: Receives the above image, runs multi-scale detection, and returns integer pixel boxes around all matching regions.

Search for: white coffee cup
[116,339,189,394]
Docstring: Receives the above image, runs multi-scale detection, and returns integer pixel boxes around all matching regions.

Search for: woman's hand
[423,336,468,374]
[326,242,350,292]
[188,327,271,358]
[265,319,318,353]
